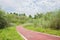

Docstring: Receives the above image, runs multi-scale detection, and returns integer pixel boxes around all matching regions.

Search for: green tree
[29,15,32,18]
[0,10,8,29]
[34,13,43,19]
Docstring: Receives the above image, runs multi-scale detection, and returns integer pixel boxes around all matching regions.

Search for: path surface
[16,26,60,40]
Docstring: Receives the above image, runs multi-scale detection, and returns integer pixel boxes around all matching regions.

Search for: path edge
[25,28,60,38]
[17,30,28,40]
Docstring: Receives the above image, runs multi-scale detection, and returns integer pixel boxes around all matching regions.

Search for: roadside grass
[0,25,23,40]
[24,25,60,36]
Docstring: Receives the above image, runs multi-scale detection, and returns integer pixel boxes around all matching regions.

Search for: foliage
[0,10,8,29]
[32,10,60,30]
[50,10,60,29]
[34,13,43,19]
[29,15,32,18]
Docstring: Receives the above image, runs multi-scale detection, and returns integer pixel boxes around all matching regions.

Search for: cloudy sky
[0,0,60,16]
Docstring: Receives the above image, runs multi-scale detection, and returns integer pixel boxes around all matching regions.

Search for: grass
[0,25,23,40]
[24,25,60,36]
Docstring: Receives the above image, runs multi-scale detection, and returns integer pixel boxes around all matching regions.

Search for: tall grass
[24,25,60,36]
[24,10,60,36]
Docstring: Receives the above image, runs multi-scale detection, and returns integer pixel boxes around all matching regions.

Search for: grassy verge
[24,25,60,36]
[0,25,23,40]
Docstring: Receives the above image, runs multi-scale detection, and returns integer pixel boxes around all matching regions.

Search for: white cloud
[0,0,60,16]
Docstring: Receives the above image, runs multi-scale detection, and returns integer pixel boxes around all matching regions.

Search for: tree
[34,15,37,19]
[0,10,8,29]
[34,13,43,19]
[29,15,32,18]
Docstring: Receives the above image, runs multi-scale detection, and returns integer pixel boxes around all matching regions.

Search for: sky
[0,0,60,16]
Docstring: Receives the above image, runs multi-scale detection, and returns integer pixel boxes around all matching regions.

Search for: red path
[16,26,60,40]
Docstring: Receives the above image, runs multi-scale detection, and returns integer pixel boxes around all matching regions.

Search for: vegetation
[0,8,60,40]
[0,10,8,29]
[0,10,24,40]
[0,26,23,40]
[32,10,60,30]
[24,24,60,36]
[24,10,60,36]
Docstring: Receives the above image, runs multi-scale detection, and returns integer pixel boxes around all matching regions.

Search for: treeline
[0,9,60,30]
[0,9,28,29]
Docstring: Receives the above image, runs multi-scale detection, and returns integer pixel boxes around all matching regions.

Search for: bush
[50,11,60,30]
[0,10,8,29]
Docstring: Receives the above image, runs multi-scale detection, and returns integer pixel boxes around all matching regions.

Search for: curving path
[16,26,60,40]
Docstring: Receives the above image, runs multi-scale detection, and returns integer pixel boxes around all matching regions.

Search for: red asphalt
[16,26,60,40]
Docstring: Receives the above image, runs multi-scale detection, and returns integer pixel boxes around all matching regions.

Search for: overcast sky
[0,0,60,16]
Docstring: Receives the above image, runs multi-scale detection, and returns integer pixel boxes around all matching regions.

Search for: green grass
[24,25,60,36]
[0,26,23,40]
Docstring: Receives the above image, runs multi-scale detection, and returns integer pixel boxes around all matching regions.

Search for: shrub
[0,10,8,29]
[50,11,60,30]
